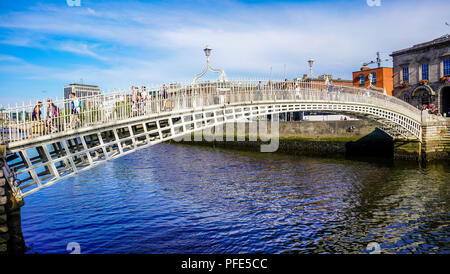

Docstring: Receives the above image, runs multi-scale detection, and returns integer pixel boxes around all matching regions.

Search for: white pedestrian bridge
[0,80,425,198]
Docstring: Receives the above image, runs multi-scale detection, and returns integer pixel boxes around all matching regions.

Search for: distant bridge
[0,80,428,198]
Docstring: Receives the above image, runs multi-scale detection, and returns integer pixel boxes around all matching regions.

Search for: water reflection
[21,144,449,254]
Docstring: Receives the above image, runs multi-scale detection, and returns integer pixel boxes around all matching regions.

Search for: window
[359,75,365,85]
[371,72,377,84]
[444,59,450,77]
[402,67,409,82]
[421,64,429,80]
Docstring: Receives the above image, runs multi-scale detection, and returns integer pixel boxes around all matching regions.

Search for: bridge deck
[0,80,431,198]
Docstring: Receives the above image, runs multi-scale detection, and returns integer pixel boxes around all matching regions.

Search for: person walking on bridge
[256,81,264,101]
[162,84,170,111]
[69,92,81,129]
[141,86,148,114]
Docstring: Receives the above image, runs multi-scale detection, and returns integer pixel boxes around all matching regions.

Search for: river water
[21,144,449,254]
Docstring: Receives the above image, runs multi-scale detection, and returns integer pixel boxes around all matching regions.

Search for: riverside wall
[175,120,424,160]
[176,120,450,161]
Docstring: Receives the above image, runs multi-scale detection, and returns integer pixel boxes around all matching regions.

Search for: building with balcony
[391,35,450,114]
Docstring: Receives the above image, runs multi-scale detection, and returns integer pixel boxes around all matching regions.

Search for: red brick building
[352,67,393,95]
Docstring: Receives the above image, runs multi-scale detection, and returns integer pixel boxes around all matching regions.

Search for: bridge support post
[0,154,26,254]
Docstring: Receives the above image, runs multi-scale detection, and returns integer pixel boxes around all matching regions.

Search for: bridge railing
[0,79,422,145]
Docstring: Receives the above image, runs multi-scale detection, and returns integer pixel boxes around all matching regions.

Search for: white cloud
[0,0,449,102]
[56,41,107,60]
[0,54,23,62]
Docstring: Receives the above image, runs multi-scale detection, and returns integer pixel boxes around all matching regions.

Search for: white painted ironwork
[192,46,227,84]
[1,79,426,198]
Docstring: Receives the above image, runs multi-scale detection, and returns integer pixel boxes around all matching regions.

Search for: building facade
[64,83,102,108]
[391,35,450,114]
[352,67,393,95]
[299,74,354,87]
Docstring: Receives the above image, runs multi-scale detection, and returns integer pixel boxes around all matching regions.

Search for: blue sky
[0,0,449,104]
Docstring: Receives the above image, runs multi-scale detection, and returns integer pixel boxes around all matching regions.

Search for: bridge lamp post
[204,45,212,58]
[192,45,227,84]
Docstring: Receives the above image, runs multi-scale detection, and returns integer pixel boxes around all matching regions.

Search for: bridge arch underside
[5,101,421,198]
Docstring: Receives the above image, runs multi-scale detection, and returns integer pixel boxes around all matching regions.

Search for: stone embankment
[175,121,423,159]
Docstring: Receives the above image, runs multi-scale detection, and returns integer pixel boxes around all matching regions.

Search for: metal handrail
[0,79,423,144]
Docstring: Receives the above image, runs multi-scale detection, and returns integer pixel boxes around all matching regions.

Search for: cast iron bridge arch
[1,80,425,199]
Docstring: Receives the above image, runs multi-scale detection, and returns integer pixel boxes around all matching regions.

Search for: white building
[64,83,102,108]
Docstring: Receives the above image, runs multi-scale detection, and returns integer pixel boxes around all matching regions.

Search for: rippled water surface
[21,144,449,254]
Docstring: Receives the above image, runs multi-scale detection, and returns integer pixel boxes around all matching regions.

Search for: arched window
[421,89,431,105]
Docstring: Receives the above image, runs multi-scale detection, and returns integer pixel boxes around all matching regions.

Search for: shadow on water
[346,128,394,159]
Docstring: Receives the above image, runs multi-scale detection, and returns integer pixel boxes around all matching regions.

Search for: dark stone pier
[0,148,26,254]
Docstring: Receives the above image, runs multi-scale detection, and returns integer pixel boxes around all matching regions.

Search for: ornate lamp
[192,45,227,84]
[204,45,212,57]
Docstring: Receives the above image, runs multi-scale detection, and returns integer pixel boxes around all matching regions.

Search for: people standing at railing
[31,101,43,137]
[282,79,288,100]
[69,92,82,129]
[295,83,301,100]
[141,86,148,114]
[255,81,264,101]
[162,84,171,111]
[32,101,42,121]
[131,86,140,117]
[138,86,143,114]
[46,98,58,133]
[328,81,334,92]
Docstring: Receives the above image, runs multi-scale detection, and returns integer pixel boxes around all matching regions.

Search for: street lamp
[308,58,314,78]
[204,45,212,57]
[192,45,227,84]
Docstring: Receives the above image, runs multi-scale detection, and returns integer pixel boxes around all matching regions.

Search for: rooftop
[66,83,100,88]
[352,67,392,73]
[391,34,450,57]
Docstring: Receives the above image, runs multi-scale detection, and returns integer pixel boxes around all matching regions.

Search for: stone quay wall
[177,120,450,161]
[421,120,450,161]
[176,120,404,159]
